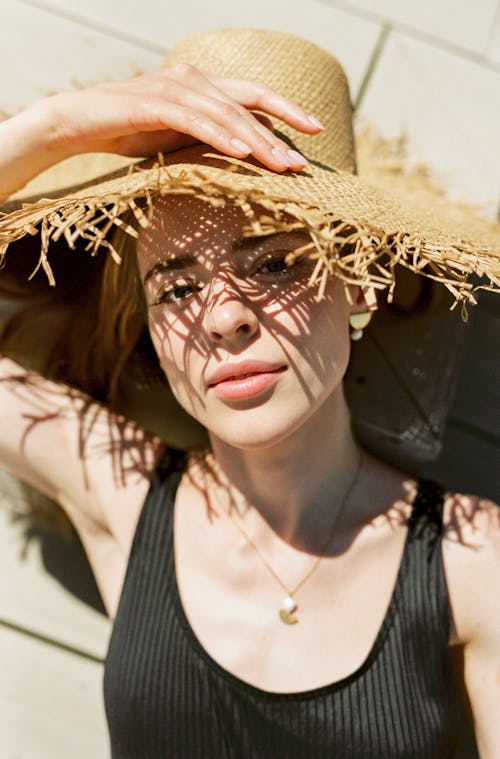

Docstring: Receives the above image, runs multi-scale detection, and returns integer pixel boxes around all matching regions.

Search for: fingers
[142,84,296,171]
[252,113,274,130]
[157,64,312,172]
[209,75,324,135]
[168,65,323,135]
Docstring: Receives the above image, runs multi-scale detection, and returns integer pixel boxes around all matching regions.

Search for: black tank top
[103,458,478,758]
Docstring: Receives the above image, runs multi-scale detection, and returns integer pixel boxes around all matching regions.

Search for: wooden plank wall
[1,0,499,755]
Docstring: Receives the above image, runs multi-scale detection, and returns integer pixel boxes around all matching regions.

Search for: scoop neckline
[168,471,415,702]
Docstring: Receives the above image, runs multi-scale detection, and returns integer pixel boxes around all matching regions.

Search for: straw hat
[1,28,499,470]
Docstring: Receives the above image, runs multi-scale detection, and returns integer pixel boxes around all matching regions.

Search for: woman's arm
[0,354,164,550]
[0,64,322,198]
[443,494,500,757]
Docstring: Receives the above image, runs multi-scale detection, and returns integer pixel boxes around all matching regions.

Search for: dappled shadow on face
[152,271,339,398]
[140,195,349,419]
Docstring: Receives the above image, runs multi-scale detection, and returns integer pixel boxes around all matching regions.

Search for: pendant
[279,596,298,625]
[279,609,298,624]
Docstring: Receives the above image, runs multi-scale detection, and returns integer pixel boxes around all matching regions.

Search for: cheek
[146,310,205,410]
[316,299,352,380]
[147,313,188,374]
[263,281,351,369]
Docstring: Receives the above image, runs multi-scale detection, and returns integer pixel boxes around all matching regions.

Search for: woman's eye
[257,253,303,278]
[172,284,195,300]
[262,258,288,274]
[152,281,200,306]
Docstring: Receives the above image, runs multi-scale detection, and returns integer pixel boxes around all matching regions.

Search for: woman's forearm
[0,98,68,199]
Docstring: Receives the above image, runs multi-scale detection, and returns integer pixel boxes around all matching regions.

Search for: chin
[211,423,300,450]
[204,400,316,450]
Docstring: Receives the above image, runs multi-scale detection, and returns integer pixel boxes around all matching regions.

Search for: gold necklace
[228,450,363,625]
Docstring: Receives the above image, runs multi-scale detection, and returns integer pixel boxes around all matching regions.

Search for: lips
[207,361,286,401]
[207,360,286,388]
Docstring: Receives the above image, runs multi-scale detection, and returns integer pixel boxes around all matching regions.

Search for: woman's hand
[0,64,323,198]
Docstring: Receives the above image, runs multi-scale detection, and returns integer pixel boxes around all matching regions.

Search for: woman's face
[136,195,355,449]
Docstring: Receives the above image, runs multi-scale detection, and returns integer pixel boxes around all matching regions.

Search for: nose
[203,275,259,345]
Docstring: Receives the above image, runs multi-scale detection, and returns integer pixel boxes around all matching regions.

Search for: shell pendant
[279,596,298,625]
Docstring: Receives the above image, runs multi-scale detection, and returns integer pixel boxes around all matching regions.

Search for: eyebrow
[230,234,279,253]
[231,231,310,253]
[143,254,197,284]
[142,232,304,284]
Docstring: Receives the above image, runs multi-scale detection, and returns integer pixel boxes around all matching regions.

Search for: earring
[349,312,372,341]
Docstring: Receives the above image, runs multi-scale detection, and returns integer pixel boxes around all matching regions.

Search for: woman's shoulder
[365,459,498,613]
[441,488,499,562]
[440,489,499,646]
[442,489,499,548]
[379,461,498,547]
[439,490,500,751]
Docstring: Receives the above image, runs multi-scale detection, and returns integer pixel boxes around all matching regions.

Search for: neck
[206,387,361,549]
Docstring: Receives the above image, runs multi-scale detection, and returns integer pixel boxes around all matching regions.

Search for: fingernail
[307,114,324,130]
[230,138,252,154]
[287,149,308,166]
[271,147,292,166]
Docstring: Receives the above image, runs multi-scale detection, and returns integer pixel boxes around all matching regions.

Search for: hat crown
[164,28,356,173]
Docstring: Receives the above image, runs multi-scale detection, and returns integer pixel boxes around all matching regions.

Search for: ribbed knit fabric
[103,458,478,758]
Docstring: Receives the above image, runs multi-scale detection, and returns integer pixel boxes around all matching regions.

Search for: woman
[0,28,498,758]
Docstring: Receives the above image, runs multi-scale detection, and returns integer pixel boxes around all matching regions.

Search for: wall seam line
[0,615,105,663]
[353,24,390,111]
[320,0,500,72]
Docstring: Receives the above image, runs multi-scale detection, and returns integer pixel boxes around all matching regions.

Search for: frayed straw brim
[0,140,499,308]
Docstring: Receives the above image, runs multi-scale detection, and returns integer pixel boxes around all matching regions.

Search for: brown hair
[0,214,163,407]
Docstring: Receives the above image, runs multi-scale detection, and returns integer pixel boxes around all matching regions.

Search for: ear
[348,285,378,315]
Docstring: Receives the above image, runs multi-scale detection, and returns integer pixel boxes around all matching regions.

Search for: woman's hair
[0,214,165,407]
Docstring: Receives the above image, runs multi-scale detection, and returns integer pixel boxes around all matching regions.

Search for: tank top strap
[397,477,451,645]
[406,477,446,555]
[121,447,185,580]
[154,445,187,479]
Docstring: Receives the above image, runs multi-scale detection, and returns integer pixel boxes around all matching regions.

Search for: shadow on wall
[1,473,106,616]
